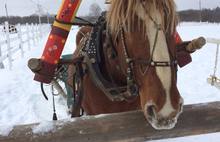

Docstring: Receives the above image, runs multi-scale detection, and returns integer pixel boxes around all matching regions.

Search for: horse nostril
[147,105,156,118]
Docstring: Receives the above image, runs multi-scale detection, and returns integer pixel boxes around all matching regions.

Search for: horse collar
[81,14,138,102]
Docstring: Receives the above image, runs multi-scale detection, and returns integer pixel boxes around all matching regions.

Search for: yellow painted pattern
[53,0,82,32]
[53,21,71,31]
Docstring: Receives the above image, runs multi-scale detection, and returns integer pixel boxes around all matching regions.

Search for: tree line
[0,7,220,25]
[0,15,55,25]
[179,7,220,22]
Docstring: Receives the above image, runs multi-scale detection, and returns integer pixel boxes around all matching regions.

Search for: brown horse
[69,0,183,130]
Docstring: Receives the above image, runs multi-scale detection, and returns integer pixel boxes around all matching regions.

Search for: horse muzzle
[144,103,182,130]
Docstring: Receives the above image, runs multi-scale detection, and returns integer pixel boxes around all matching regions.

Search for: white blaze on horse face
[136,4,175,118]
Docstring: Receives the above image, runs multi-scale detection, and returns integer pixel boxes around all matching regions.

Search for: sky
[0,0,220,16]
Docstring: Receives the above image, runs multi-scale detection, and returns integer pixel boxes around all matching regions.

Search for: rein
[55,16,95,27]
[119,27,139,98]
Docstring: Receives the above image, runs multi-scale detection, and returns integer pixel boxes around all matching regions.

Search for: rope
[211,44,220,85]
[52,92,58,121]
[40,83,49,100]
[213,44,219,77]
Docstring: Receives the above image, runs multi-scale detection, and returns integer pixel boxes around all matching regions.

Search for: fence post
[38,24,42,39]
[18,24,24,58]
[37,24,40,41]
[26,23,31,50]
[5,21,13,70]
[31,23,36,45]
[35,24,39,43]
[0,44,4,69]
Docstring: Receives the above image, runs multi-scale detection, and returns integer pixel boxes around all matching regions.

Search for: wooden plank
[0,54,8,63]
[5,21,12,69]
[1,102,220,142]
[0,44,4,69]
[206,38,220,44]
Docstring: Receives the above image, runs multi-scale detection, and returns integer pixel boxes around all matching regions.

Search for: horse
[68,0,183,130]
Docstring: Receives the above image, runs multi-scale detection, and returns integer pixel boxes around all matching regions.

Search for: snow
[177,22,220,104]
[0,26,76,134]
[151,132,220,142]
[0,125,13,137]
[32,121,56,135]
[0,23,220,140]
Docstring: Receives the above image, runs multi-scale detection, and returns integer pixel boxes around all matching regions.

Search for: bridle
[70,3,178,103]
[117,2,178,99]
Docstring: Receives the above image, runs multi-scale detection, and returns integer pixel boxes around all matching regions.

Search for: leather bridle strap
[120,27,134,82]
[120,27,139,98]
[140,1,177,71]
[134,60,178,67]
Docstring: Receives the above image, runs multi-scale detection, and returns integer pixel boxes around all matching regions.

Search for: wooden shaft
[186,37,206,52]
[28,58,42,72]
[1,102,220,142]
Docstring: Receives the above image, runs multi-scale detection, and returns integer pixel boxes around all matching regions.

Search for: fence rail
[206,38,220,44]
[0,21,49,69]
[206,37,220,89]
[0,102,220,142]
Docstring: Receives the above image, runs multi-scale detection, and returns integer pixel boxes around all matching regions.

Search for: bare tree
[89,3,102,17]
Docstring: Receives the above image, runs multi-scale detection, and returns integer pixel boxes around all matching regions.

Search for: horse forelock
[106,0,178,39]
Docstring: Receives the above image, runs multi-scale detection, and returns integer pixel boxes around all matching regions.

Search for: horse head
[107,0,183,129]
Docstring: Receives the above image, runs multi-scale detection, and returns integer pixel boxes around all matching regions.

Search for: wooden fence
[0,101,220,142]
[206,38,220,45]
[206,38,220,89]
[0,22,49,69]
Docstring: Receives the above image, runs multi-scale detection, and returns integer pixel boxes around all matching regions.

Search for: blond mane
[107,0,178,37]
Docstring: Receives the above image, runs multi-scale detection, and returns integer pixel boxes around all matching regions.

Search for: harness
[49,7,178,117]
[80,14,138,102]
[78,9,178,102]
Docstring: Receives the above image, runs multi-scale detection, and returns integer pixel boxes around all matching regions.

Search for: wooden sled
[207,76,220,90]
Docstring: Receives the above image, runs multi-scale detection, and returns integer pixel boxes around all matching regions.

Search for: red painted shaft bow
[34,0,82,83]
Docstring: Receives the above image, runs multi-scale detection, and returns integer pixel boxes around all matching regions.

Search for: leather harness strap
[71,8,178,103]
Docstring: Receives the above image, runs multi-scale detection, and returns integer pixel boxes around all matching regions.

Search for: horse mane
[106,0,178,37]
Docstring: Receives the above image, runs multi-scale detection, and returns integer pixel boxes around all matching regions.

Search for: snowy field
[0,23,220,141]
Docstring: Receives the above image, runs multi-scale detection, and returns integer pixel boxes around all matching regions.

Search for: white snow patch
[32,121,56,135]
[148,132,220,142]
[32,118,79,135]
[94,114,109,118]
[0,124,13,136]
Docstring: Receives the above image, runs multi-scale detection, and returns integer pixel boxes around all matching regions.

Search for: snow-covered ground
[0,23,220,141]
[177,22,220,104]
